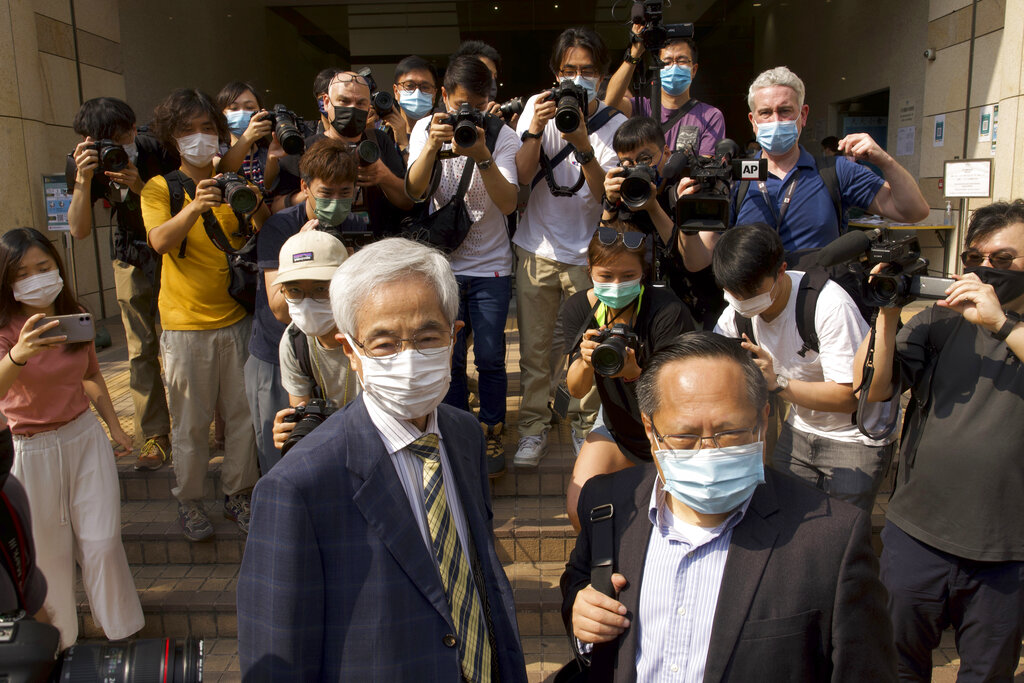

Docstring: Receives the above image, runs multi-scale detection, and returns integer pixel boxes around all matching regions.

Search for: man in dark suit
[237,237,527,682]
[561,332,895,682]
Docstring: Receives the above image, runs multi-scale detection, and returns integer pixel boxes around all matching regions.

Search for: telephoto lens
[270,104,305,156]
[56,637,204,683]
[592,335,629,376]
[499,97,524,120]
[281,398,338,456]
[216,173,260,214]
[356,139,380,166]
[453,119,479,147]
[620,165,658,210]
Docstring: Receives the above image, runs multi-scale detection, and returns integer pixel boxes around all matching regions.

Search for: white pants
[12,410,144,648]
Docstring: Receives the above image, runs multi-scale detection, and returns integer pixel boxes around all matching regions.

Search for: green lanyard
[595,285,644,327]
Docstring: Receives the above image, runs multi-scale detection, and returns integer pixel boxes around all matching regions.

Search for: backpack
[529,106,624,193]
[287,324,324,400]
[731,162,842,231]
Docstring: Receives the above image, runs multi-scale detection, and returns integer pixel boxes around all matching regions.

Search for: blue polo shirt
[731,145,885,251]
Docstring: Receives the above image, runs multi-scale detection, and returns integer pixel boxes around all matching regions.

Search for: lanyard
[595,286,644,328]
[758,172,800,230]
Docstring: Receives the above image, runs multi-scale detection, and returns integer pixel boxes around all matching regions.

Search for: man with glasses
[712,223,897,511]
[562,331,895,682]
[392,55,439,157]
[854,200,1024,680]
[514,27,626,466]
[603,33,725,154]
[239,238,527,682]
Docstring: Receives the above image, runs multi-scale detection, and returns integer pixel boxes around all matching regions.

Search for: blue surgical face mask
[755,119,800,156]
[659,65,692,96]
[313,196,353,227]
[563,75,599,104]
[654,441,766,515]
[593,279,642,310]
[399,89,434,120]
[225,109,254,136]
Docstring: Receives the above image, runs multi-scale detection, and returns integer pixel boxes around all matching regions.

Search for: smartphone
[37,313,94,344]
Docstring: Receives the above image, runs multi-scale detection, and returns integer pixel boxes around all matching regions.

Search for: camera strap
[530,106,622,195]
[758,173,799,230]
[659,98,700,134]
[0,492,31,611]
[164,171,257,259]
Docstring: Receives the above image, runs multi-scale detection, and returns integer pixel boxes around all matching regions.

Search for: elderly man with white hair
[237,237,527,682]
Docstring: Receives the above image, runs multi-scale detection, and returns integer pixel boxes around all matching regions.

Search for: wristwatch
[521,131,542,141]
[623,48,642,65]
[575,148,596,165]
[992,311,1021,341]
[476,157,494,170]
[771,374,789,394]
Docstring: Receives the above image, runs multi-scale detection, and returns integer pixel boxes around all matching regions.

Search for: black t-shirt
[889,304,1024,561]
[64,133,178,268]
[276,129,410,238]
[561,285,695,462]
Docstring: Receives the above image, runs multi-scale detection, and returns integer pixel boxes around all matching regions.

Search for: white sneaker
[571,431,586,457]
[514,433,548,468]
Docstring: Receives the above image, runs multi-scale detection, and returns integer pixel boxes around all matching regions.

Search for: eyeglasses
[618,152,658,168]
[960,249,1024,270]
[597,225,647,250]
[662,57,693,68]
[330,73,370,88]
[558,66,599,79]
[352,327,453,359]
[282,284,331,303]
[396,81,437,94]
[650,420,760,452]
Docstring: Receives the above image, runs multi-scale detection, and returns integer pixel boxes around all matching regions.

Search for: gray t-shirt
[278,323,359,405]
[0,476,47,614]
[888,304,1024,561]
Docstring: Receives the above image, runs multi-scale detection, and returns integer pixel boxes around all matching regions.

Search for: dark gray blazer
[238,396,527,682]
[561,465,896,683]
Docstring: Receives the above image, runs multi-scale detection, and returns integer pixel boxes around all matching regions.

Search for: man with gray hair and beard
[237,238,526,682]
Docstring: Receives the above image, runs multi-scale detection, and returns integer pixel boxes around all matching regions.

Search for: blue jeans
[444,275,511,426]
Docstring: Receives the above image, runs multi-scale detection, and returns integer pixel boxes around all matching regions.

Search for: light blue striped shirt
[634,479,751,683]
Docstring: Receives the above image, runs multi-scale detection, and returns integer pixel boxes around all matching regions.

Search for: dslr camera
[591,323,640,377]
[214,172,261,215]
[630,0,694,51]
[353,139,380,166]
[619,163,659,210]
[858,232,953,308]
[499,96,525,120]
[672,138,768,231]
[356,67,396,118]
[544,82,588,134]
[439,103,486,148]
[281,398,338,456]
[89,139,130,172]
[265,104,306,155]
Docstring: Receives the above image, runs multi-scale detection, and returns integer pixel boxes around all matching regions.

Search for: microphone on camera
[814,229,882,267]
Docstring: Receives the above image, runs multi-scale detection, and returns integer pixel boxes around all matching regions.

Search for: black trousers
[880,521,1024,682]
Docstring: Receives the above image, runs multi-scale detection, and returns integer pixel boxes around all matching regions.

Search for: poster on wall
[943,159,992,199]
[43,174,72,232]
[978,104,995,142]
[896,126,915,157]
[934,114,945,147]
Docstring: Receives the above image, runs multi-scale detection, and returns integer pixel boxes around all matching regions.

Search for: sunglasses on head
[597,225,647,250]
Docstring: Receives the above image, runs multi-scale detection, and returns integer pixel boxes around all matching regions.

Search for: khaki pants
[160,317,258,502]
[12,411,145,648]
[514,246,599,438]
[113,259,170,445]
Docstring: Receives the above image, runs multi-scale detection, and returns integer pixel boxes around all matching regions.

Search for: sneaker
[483,422,506,479]
[178,501,214,542]
[134,435,170,471]
[513,432,548,469]
[571,431,586,457]
[224,493,252,534]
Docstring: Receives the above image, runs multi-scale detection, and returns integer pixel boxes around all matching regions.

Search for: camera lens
[554,96,582,134]
[620,167,656,210]
[57,637,203,683]
[499,97,524,119]
[221,178,260,214]
[372,91,395,115]
[453,121,479,147]
[356,139,381,166]
[281,407,333,456]
[100,145,130,172]
[272,106,305,156]
[592,336,628,376]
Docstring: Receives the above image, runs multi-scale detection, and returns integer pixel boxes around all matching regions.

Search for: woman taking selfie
[562,220,695,530]
[0,227,142,647]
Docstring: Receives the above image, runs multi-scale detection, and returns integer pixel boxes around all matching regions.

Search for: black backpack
[287,324,324,400]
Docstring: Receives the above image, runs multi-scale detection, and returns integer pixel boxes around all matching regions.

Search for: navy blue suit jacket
[238,397,527,681]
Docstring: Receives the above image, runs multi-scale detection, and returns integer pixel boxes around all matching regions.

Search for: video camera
[671,139,768,231]
[544,82,588,134]
[89,139,130,172]
[439,103,486,147]
[630,0,694,51]
[591,323,640,377]
[281,398,338,456]
[214,172,261,215]
[265,104,306,155]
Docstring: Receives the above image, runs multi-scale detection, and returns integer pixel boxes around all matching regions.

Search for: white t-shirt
[279,324,360,405]
[408,117,520,277]
[714,271,895,446]
[513,95,624,266]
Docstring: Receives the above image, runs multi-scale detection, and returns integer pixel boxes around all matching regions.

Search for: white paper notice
[897,126,915,156]
[934,114,945,147]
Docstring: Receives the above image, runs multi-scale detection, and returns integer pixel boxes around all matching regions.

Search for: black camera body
[440,103,486,148]
[371,90,395,117]
[591,323,640,377]
[214,172,260,215]
[620,164,659,210]
[860,233,953,308]
[90,139,130,172]
[544,82,588,134]
[671,138,768,231]
[499,97,525,120]
[281,398,338,455]
[631,0,694,51]
[265,105,306,156]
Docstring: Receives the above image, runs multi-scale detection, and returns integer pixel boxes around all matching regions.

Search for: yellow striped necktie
[408,433,491,683]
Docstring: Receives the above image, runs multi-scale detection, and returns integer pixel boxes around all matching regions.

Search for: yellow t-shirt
[141,174,248,331]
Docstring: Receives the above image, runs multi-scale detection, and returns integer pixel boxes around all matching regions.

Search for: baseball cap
[272,230,347,286]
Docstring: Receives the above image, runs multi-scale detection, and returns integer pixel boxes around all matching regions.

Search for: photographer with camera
[853,200,1024,679]
[392,56,440,153]
[452,40,519,127]
[733,67,928,250]
[604,20,725,154]
[65,97,177,472]
[142,88,260,542]
[215,81,279,200]
[406,55,519,476]
[247,137,361,474]
[268,231,357,454]
[712,223,896,511]
[562,220,694,530]
[513,27,626,466]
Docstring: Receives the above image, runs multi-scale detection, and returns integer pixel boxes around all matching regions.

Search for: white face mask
[176,132,219,167]
[352,343,452,421]
[287,299,336,337]
[724,276,780,319]
[12,270,63,308]
[123,141,138,166]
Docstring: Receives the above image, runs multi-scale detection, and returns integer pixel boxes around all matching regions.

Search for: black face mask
[330,106,368,138]
[965,266,1024,305]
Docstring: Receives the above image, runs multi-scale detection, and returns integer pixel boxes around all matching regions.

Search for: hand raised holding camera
[529,91,556,136]
[191,178,223,213]
[73,138,100,183]
[240,110,273,146]
[425,112,455,154]
[939,271,1008,332]
[604,168,624,205]
[105,161,143,195]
